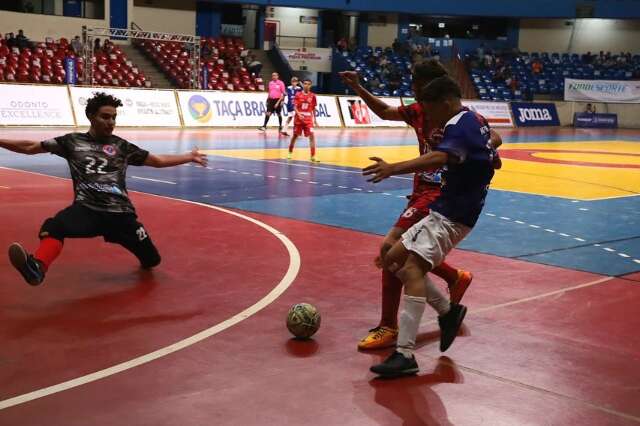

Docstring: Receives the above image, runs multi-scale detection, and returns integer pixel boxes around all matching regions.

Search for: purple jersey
[286,85,303,109]
[430,109,496,227]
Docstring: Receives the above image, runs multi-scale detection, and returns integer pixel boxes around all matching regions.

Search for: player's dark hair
[419,76,462,103]
[85,92,123,117]
[302,78,312,83]
[412,59,448,85]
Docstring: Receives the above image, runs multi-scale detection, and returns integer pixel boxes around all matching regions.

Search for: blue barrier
[573,113,618,128]
[511,102,560,127]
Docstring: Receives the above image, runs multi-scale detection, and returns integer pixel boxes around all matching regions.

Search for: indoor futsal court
[0,126,638,425]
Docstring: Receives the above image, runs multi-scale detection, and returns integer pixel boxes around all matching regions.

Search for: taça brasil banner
[70,87,181,127]
[0,84,75,126]
[564,78,640,104]
[177,91,342,127]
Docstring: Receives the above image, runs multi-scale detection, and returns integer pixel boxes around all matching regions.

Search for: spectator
[6,32,17,49]
[532,59,543,75]
[336,37,347,52]
[16,29,30,49]
[392,38,401,54]
[585,103,596,114]
[476,43,485,60]
[93,38,101,52]
[201,43,212,60]
[367,54,379,69]
[348,37,357,53]
[367,75,382,91]
[71,36,83,55]
[248,55,262,76]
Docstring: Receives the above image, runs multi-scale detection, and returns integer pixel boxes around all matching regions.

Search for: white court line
[471,276,615,315]
[130,176,176,185]
[253,158,413,181]
[0,169,302,411]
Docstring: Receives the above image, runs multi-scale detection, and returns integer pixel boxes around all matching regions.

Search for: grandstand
[0,33,148,87]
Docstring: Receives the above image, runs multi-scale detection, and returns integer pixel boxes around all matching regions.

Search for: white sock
[424,274,451,316]
[397,295,426,358]
[283,117,290,132]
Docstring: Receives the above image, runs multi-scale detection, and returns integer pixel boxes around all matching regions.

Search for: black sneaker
[8,243,45,286]
[438,304,467,352]
[258,126,266,131]
[370,351,419,377]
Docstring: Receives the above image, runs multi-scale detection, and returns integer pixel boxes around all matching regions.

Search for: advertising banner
[280,48,332,73]
[177,91,342,127]
[402,98,513,127]
[337,96,406,127]
[564,78,640,104]
[510,102,560,127]
[573,113,618,128]
[462,100,513,127]
[0,84,75,126]
[70,87,181,127]
[64,57,76,85]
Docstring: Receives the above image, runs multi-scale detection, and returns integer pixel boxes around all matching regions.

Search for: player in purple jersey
[0,92,208,286]
[281,76,302,136]
[363,76,497,378]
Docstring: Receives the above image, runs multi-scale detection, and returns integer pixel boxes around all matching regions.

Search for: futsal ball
[286,303,321,339]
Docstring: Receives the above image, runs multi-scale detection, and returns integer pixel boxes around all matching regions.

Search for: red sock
[288,141,295,153]
[310,144,316,157]
[34,237,63,271]
[432,261,459,287]
[380,269,403,329]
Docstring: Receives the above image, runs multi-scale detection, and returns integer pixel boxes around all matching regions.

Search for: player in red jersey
[340,60,502,350]
[287,78,319,162]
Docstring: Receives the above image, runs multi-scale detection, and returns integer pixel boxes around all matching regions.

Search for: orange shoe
[357,326,398,350]
[449,270,473,305]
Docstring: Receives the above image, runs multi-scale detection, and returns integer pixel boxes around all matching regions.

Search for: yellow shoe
[357,326,398,350]
[449,270,473,305]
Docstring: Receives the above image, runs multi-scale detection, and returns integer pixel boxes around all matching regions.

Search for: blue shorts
[286,104,295,113]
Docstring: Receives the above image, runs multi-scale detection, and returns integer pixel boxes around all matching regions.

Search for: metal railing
[82,25,201,89]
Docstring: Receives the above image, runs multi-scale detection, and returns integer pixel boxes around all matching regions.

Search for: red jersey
[397,102,443,196]
[294,91,317,123]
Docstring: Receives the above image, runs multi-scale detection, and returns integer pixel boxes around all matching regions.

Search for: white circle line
[0,169,301,410]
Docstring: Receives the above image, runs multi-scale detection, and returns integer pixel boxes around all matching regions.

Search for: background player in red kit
[287,78,319,162]
[0,92,208,286]
[340,60,503,350]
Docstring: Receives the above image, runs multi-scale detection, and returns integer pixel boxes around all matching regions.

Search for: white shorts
[401,210,471,269]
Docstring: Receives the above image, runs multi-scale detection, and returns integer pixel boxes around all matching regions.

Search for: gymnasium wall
[132,0,196,35]
[0,9,109,41]
[266,6,319,47]
[366,14,398,48]
[519,19,640,53]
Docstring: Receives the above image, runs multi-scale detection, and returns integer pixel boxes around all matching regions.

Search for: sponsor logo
[102,145,117,156]
[517,108,552,122]
[188,95,212,123]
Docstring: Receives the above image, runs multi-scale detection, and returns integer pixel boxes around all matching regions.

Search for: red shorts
[393,188,440,230]
[294,120,314,137]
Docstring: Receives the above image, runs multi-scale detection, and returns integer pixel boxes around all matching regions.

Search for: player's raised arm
[363,152,449,183]
[0,138,46,155]
[339,71,404,121]
[144,148,208,168]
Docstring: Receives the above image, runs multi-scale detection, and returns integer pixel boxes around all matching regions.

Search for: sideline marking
[0,167,301,410]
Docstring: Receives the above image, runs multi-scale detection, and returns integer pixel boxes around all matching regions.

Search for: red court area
[1,168,639,425]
